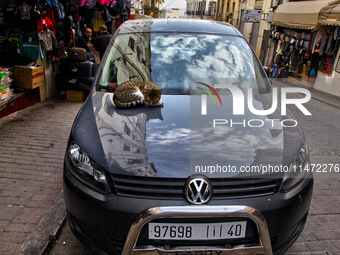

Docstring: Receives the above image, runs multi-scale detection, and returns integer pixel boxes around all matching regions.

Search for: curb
[19,194,67,255]
[272,79,340,110]
[306,93,340,110]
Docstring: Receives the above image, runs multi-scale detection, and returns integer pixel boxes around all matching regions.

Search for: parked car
[63,19,313,255]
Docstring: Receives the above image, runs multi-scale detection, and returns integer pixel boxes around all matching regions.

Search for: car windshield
[96,32,270,94]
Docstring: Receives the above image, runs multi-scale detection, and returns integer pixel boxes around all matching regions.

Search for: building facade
[161,8,181,18]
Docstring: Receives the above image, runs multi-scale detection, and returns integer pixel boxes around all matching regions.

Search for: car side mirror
[263,66,270,77]
[79,61,95,86]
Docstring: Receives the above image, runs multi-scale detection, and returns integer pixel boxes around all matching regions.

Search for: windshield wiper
[99,85,116,92]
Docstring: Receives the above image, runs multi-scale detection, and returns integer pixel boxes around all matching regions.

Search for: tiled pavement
[285,178,340,255]
[0,98,83,254]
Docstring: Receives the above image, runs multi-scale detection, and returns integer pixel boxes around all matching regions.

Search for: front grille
[110,174,280,200]
[111,174,185,199]
[211,178,280,199]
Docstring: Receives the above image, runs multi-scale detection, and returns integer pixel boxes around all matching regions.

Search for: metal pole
[215,0,220,21]
[201,0,205,19]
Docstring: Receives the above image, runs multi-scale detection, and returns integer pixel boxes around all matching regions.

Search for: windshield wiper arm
[99,85,116,92]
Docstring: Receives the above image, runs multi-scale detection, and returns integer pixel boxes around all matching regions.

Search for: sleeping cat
[113,80,164,109]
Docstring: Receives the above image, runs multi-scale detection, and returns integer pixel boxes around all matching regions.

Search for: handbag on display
[68,47,87,61]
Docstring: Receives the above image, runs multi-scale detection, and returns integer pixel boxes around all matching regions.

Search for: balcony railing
[206,11,215,16]
[186,10,215,16]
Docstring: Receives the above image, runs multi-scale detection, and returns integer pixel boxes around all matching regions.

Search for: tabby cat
[113,80,164,109]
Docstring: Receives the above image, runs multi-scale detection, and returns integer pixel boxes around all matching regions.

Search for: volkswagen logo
[185,177,212,205]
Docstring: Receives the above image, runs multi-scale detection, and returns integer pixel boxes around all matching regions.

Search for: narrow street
[47,80,340,255]
[1,0,340,253]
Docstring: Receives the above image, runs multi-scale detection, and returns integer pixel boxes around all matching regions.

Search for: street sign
[267,12,274,22]
[244,10,262,22]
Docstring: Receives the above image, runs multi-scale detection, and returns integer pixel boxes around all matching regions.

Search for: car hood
[72,92,305,178]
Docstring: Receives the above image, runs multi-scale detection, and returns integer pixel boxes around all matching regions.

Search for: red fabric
[37,17,56,35]
[97,0,111,4]
[307,31,314,59]
[46,8,56,26]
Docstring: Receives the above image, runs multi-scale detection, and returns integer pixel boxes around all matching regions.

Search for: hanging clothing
[16,0,38,32]
[20,33,38,61]
[319,34,328,55]
[37,16,56,35]
[18,2,32,20]
[45,7,56,26]
[101,9,112,22]
[91,10,99,23]
[38,29,58,51]
[325,34,334,55]
[312,31,322,54]
[334,26,339,40]
[45,0,59,8]
[276,40,282,54]
[7,37,20,56]
[281,41,289,52]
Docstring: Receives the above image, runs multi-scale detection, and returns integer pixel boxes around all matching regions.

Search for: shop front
[0,0,131,118]
[314,4,340,97]
[267,0,340,89]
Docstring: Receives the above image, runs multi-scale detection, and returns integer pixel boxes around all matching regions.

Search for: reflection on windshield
[97,32,270,95]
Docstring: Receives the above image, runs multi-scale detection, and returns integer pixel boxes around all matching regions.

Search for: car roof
[116,18,242,37]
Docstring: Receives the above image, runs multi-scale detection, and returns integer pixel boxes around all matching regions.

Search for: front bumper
[123,206,272,255]
[64,166,313,255]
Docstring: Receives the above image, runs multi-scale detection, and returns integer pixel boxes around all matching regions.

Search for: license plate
[149,221,247,240]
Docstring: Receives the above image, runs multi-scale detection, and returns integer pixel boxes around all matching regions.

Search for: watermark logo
[199,83,312,116]
[198,82,222,115]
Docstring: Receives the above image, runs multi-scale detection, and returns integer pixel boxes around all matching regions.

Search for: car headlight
[67,141,110,193]
[281,142,310,192]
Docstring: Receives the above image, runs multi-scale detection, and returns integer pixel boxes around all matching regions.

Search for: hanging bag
[54,3,65,20]
[68,47,87,61]
[82,0,97,9]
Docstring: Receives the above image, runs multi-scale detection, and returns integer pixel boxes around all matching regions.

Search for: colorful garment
[37,16,56,35]
[20,33,38,61]
[38,29,58,51]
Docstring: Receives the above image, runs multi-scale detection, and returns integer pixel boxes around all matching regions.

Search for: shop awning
[272,0,340,29]
[318,4,340,25]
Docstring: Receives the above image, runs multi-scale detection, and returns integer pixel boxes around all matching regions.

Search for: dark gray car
[63,19,313,255]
